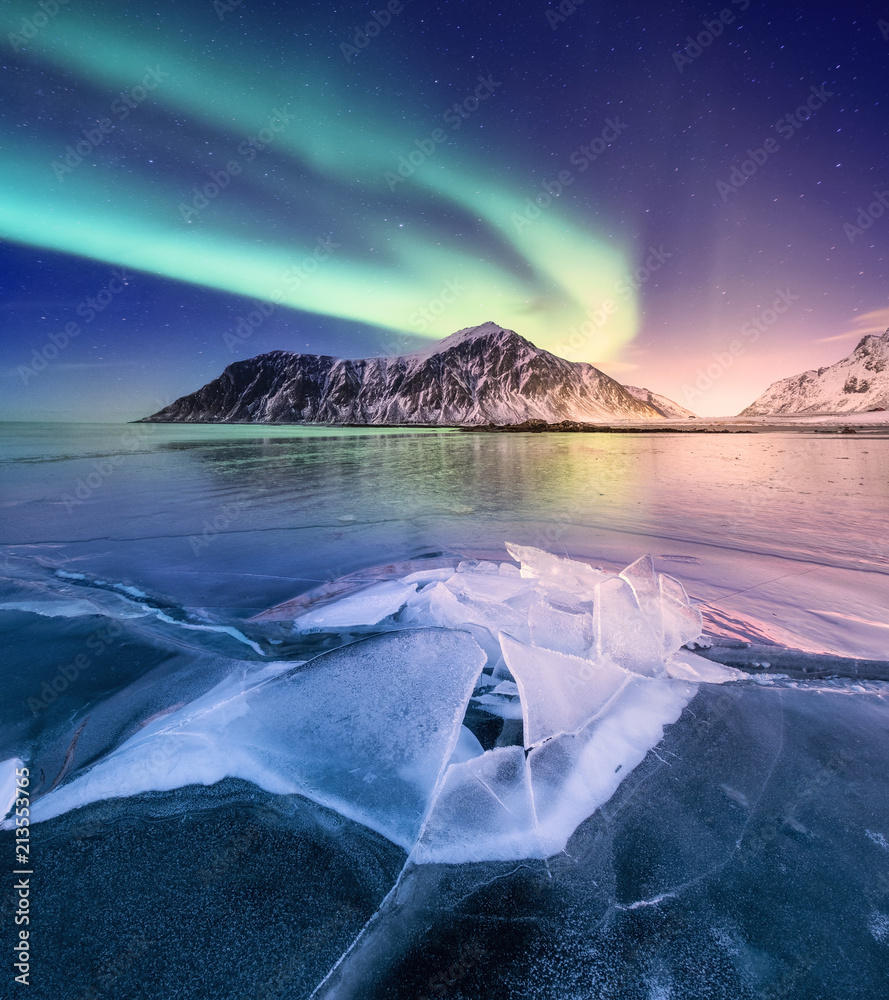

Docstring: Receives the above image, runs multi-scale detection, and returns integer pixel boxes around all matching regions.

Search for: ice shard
[443,569,531,603]
[595,576,665,677]
[448,724,486,765]
[499,632,631,748]
[292,580,417,630]
[8,545,738,866]
[527,598,594,657]
[404,581,525,634]
[504,542,607,606]
[413,745,538,863]
[615,555,704,658]
[659,572,704,652]
[619,553,663,631]
[18,629,487,849]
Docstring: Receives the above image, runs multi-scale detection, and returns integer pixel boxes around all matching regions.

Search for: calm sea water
[1,421,887,999]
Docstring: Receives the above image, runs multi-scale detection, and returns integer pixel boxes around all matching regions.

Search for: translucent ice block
[293,580,417,630]
[528,599,594,657]
[413,746,538,863]
[595,576,665,677]
[504,543,607,606]
[499,632,631,748]
[21,629,487,850]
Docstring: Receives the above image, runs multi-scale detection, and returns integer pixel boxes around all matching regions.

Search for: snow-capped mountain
[623,385,697,419]
[741,330,889,416]
[142,322,670,425]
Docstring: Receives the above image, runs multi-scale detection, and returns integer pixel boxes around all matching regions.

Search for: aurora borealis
[1,1,888,418]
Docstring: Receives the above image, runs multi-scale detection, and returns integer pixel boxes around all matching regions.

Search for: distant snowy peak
[142,322,667,425]
[403,321,530,360]
[741,329,889,416]
[623,386,697,419]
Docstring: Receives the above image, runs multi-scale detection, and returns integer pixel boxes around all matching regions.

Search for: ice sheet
[292,580,417,629]
[0,568,264,655]
[0,598,149,619]
[16,629,487,849]
[9,545,743,865]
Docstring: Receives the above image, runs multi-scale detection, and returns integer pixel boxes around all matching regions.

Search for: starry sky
[1,0,887,420]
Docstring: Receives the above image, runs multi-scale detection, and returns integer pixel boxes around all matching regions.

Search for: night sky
[1,0,887,420]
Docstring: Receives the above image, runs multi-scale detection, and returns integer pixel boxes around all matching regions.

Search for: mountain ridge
[740,329,889,416]
[142,322,691,425]
[623,385,697,419]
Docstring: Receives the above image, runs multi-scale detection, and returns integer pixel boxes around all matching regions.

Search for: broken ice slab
[528,599,594,657]
[470,694,524,720]
[292,580,417,630]
[595,576,665,677]
[412,745,538,863]
[617,555,704,657]
[529,675,698,857]
[443,570,532,603]
[403,581,525,635]
[399,566,455,586]
[249,556,459,622]
[504,543,608,605]
[11,544,734,867]
[455,559,501,574]
[659,572,704,651]
[666,648,746,683]
[448,725,485,765]
[619,554,663,632]
[471,677,524,720]
[500,632,631,748]
[424,664,705,863]
[18,629,487,850]
[401,585,520,678]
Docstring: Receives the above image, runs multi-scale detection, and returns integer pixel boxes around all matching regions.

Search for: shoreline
[132,416,889,434]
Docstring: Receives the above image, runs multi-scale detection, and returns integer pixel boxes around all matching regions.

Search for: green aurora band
[1,6,639,358]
